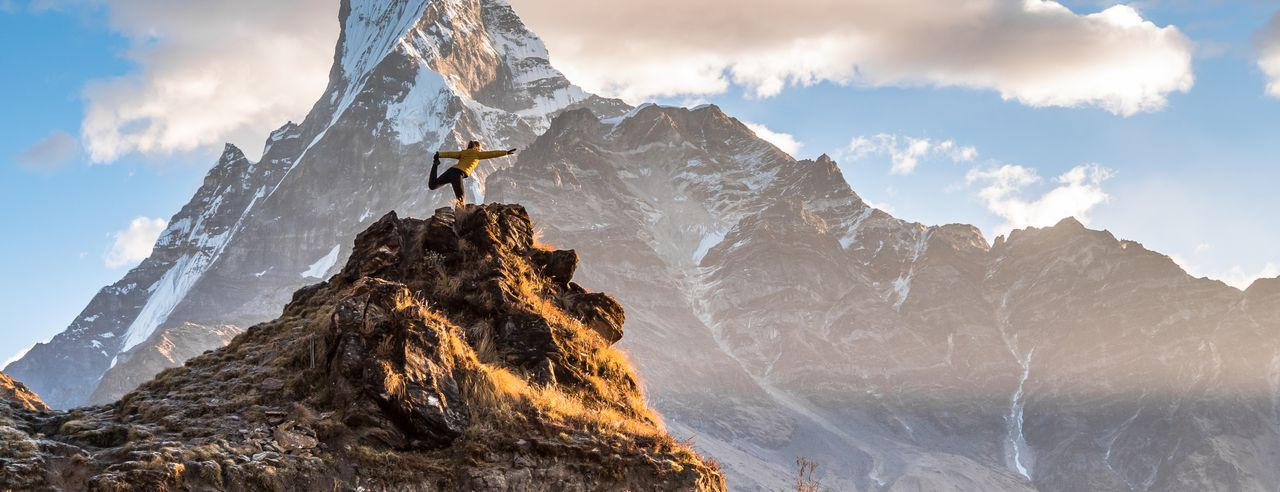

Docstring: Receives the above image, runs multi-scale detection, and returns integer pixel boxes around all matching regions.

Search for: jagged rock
[560,286,625,345]
[530,249,578,286]
[327,278,471,449]
[0,373,47,413]
[272,422,318,451]
[0,205,723,491]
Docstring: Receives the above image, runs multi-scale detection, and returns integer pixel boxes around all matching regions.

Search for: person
[429,141,517,207]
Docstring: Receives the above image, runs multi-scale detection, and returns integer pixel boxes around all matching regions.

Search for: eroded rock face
[487,105,1280,491]
[0,205,723,491]
[0,373,46,413]
[88,323,244,405]
[327,278,472,449]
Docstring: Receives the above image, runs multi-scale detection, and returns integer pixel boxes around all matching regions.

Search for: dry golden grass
[467,321,498,363]
[532,227,556,251]
[368,229,710,474]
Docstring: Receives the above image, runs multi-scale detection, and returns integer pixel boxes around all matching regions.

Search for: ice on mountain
[892,274,913,310]
[601,103,656,126]
[386,66,452,145]
[340,0,431,87]
[302,245,342,279]
[693,227,729,264]
[839,207,875,249]
[120,254,206,353]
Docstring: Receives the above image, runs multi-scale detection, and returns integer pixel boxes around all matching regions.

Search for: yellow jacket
[438,148,513,176]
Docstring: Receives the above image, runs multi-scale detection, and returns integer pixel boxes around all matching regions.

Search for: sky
[2,0,1280,363]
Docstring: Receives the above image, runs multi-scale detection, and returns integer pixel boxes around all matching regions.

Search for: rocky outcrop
[0,204,723,491]
[87,323,244,405]
[0,373,46,413]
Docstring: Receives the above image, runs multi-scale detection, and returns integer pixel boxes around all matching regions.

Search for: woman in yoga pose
[429,140,517,206]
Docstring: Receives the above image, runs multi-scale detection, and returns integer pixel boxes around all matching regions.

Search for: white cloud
[57,0,338,163]
[1256,12,1280,97]
[511,0,1194,115]
[966,163,1115,236]
[1171,255,1279,290]
[743,122,803,155]
[48,0,1193,164]
[104,217,168,268]
[16,130,79,172]
[838,133,977,174]
[864,199,896,214]
[0,0,15,14]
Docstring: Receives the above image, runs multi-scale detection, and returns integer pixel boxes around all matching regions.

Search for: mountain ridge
[8,0,1280,489]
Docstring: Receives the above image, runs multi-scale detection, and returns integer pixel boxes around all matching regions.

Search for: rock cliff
[0,204,723,491]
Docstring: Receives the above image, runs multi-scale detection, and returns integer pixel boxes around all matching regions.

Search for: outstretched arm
[437,150,462,159]
[477,149,516,159]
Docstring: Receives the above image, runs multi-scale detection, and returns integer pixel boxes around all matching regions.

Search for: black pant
[428,158,466,202]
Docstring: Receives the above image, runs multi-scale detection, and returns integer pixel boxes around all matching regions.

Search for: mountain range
[7,0,1280,489]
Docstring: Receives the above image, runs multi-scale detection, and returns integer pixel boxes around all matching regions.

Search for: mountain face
[7,0,622,410]
[488,104,1280,490]
[5,142,294,409]
[0,204,724,491]
[9,0,1280,490]
[86,322,244,405]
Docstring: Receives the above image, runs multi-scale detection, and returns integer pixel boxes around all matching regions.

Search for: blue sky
[2,0,1279,363]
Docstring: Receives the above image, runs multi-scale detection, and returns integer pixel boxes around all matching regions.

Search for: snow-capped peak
[337,0,587,133]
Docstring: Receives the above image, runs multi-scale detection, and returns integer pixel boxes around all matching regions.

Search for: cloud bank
[1257,12,1280,97]
[838,134,977,174]
[104,217,168,268]
[966,163,1115,236]
[512,0,1194,115]
[68,0,338,163]
[63,0,1197,162]
[744,122,804,155]
[1171,253,1279,291]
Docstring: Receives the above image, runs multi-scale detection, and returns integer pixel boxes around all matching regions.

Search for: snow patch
[693,227,729,264]
[839,206,875,249]
[1007,348,1037,480]
[892,274,913,310]
[340,0,432,88]
[385,65,453,145]
[120,254,206,353]
[303,245,342,279]
[601,103,655,126]
[891,229,930,310]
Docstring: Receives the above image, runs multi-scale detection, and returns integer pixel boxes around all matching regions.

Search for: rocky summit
[0,204,723,491]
